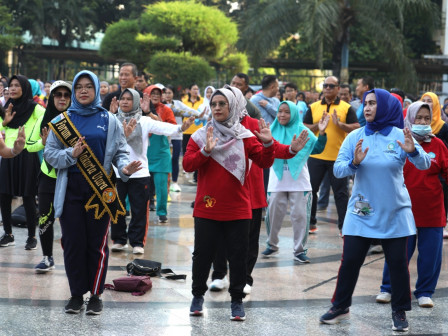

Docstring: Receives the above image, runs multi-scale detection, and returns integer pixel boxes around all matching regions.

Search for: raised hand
[331,109,340,127]
[141,93,150,113]
[397,127,416,153]
[204,126,218,153]
[122,160,143,175]
[2,104,16,126]
[12,126,26,155]
[254,118,273,144]
[148,112,161,121]
[41,126,49,146]
[72,136,87,158]
[181,116,195,131]
[123,118,137,137]
[109,97,118,114]
[290,130,310,153]
[318,112,330,134]
[353,139,368,165]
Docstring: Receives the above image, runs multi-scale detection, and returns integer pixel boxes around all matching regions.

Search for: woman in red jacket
[377,101,448,308]
[183,87,275,321]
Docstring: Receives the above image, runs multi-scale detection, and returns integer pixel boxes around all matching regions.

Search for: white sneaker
[376,292,391,303]
[368,245,383,254]
[111,243,128,252]
[132,246,144,254]
[418,296,434,308]
[209,276,229,292]
[170,182,181,192]
[243,284,252,295]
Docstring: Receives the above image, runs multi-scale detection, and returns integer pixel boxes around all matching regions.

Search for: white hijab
[192,88,254,185]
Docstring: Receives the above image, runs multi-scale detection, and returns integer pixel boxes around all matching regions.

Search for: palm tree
[239,0,439,90]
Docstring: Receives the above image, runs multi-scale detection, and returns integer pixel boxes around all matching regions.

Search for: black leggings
[37,192,55,256]
[0,194,37,237]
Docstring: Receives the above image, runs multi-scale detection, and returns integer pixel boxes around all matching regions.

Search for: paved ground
[1,173,448,335]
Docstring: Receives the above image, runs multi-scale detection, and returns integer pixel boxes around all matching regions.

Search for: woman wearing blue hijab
[320,89,431,332]
[44,70,142,315]
[263,100,328,262]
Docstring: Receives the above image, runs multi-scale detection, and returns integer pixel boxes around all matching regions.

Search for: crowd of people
[0,65,447,332]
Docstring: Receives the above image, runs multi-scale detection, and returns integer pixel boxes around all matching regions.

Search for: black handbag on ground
[126,259,186,280]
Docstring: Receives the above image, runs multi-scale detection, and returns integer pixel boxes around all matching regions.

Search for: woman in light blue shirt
[320,89,430,332]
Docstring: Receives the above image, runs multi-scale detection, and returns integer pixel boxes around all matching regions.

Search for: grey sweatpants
[265,191,312,255]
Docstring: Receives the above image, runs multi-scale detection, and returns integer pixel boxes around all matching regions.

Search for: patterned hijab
[116,88,143,153]
[404,101,434,142]
[192,87,254,185]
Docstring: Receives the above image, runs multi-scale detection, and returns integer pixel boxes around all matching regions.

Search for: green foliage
[220,52,249,74]
[0,4,21,56]
[148,51,214,89]
[99,20,147,67]
[141,1,238,59]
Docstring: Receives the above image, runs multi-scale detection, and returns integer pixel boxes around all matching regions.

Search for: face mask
[411,124,432,136]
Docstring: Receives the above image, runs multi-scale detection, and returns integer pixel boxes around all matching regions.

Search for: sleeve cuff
[407,148,419,157]
[348,160,359,170]
[263,140,274,147]
[289,146,298,155]
[201,147,211,157]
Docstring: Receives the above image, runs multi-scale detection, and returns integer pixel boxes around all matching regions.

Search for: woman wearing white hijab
[183,87,274,321]
[111,88,193,254]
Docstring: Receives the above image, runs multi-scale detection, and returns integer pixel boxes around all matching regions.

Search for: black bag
[11,204,39,228]
[126,259,186,280]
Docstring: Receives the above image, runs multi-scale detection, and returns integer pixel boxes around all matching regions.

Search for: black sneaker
[65,296,84,314]
[320,306,350,324]
[35,256,55,273]
[159,215,168,223]
[392,310,409,331]
[0,234,15,247]
[149,203,156,211]
[25,237,37,250]
[190,296,204,316]
[86,295,103,315]
[230,301,246,321]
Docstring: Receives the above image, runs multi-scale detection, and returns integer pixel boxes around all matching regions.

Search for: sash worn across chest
[49,112,125,223]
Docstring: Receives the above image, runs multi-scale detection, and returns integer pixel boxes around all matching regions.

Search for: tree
[100,1,248,88]
[239,0,439,90]
[0,3,21,61]
[148,51,215,88]
[140,1,238,60]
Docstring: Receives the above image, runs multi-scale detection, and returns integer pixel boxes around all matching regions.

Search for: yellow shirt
[181,96,204,135]
[308,98,353,161]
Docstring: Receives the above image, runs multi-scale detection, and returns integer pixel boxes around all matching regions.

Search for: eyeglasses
[53,92,70,98]
[211,101,228,108]
[323,84,338,89]
[74,85,94,91]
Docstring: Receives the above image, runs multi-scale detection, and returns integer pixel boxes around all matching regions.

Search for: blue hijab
[364,88,404,136]
[29,79,42,96]
[68,70,108,116]
[270,101,317,180]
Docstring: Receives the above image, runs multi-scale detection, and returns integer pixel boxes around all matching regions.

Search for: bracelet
[10,148,18,156]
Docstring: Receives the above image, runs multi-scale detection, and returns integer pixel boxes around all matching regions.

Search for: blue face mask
[411,124,432,136]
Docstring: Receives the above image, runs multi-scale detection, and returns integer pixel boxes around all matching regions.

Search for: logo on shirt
[428,152,436,159]
[97,125,106,131]
[203,195,216,208]
[384,141,398,154]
